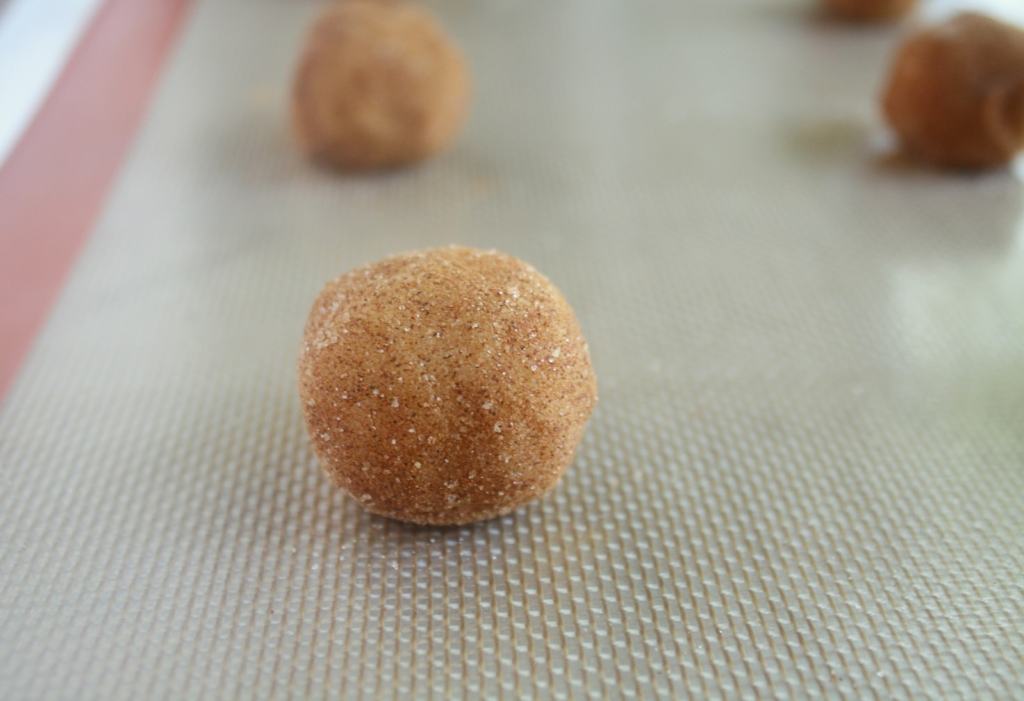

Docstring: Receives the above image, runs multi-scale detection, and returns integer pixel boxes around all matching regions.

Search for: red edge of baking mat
[0,0,194,402]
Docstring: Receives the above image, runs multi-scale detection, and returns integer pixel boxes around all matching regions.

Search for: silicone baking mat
[2,0,1023,698]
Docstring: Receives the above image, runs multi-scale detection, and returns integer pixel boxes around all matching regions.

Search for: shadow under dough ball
[824,0,915,22]
[292,0,469,170]
[298,247,598,525]
[883,13,1024,169]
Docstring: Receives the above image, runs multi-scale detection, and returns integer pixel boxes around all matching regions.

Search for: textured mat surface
[2,0,1023,698]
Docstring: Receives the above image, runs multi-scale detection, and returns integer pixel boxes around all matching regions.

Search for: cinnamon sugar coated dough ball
[883,13,1024,169]
[298,247,598,525]
[292,0,469,169]
[824,0,915,22]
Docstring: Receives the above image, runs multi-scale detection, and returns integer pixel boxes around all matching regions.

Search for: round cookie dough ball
[298,247,598,525]
[292,0,469,170]
[823,0,915,22]
[882,13,1024,169]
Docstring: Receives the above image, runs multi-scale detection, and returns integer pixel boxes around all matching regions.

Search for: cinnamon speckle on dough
[298,246,598,525]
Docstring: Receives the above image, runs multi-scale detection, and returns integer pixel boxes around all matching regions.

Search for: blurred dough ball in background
[292,0,470,170]
[883,12,1024,169]
[823,0,916,22]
